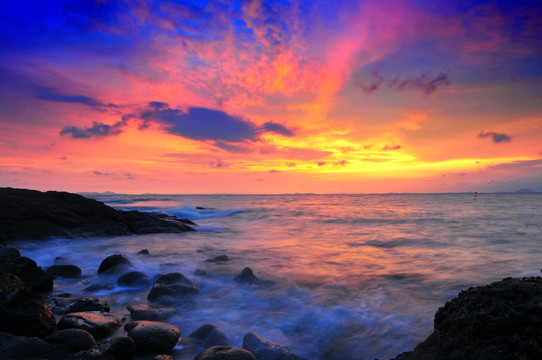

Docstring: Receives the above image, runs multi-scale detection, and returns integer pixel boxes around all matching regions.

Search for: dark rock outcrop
[243,332,306,360]
[47,295,110,315]
[71,336,137,360]
[147,272,199,305]
[44,328,96,352]
[126,304,178,321]
[126,320,181,354]
[0,187,195,241]
[0,255,53,292]
[58,311,121,339]
[98,254,133,274]
[392,277,542,360]
[46,264,82,278]
[234,267,261,285]
[194,346,257,360]
[118,271,151,287]
[0,332,71,360]
[190,323,230,348]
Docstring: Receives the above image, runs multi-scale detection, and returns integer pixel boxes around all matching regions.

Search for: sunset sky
[1,0,541,194]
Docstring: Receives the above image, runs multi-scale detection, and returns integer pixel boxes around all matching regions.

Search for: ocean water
[16,193,542,359]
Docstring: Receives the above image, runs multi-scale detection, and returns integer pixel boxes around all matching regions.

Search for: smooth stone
[206,255,231,262]
[46,264,82,278]
[0,332,70,360]
[97,254,133,274]
[147,272,199,305]
[243,332,306,360]
[44,328,96,352]
[234,267,260,285]
[194,269,208,276]
[58,311,121,339]
[194,346,257,360]
[96,336,137,360]
[152,355,174,360]
[127,304,178,321]
[0,287,56,338]
[0,247,21,260]
[0,272,26,296]
[190,323,230,348]
[137,249,150,255]
[118,271,151,287]
[0,255,53,292]
[47,296,110,314]
[127,320,181,354]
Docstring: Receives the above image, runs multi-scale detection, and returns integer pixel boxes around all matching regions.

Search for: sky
[1,0,541,194]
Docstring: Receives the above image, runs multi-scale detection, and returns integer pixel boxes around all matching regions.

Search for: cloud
[261,122,295,136]
[285,162,296,167]
[34,87,102,107]
[60,121,125,139]
[382,145,402,151]
[357,71,451,96]
[478,130,512,143]
[488,159,542,171]
[209,159,226,168]
[93,171,109,176]
[317,161,326,166]
[214,140,251,153]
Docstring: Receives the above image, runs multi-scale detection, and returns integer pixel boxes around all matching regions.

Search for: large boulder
[46,264,82,278]
[242,332,306,360]
[194,346,257,360]
[118,271,151,287]
[0,187,195,241]
[0,286,56,338]
[44,328,96,352]
[393,277,542,360]
[190,323,230,348]
[147,272,199,305]
[0,255,53,292]
[126,304,178,321]
[0,332,70,360]
[58,311,121,339]
[98,254,133,274]
[47,295,110,314]
[71,336,137,360]
[126,320,181,354]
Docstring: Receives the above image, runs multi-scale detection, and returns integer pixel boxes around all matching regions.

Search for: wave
[166,206,244,220]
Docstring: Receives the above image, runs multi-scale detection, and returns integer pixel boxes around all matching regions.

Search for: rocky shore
[1,188,541,359]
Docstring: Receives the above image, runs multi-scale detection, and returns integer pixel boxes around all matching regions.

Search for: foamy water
[16,194,542,359]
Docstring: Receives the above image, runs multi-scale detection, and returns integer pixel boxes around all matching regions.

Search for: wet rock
[206,255,231,263]
[0,187,195,241]
[127,320,181,354]
[96,336,137,360]
[147,272,199,305]
[118,271,151,287]
[46,264,82,278]
[0,272,26,296]
[47,296,110,314]
[243,332,306,360]
[137,249,150,255]
[44,328,96,352]
[58,311,121,339]
[0,332,70,360]
[190,323,230,348]
[0,255,53,292]
[97,254,133,274]
[83,283,115,292]
[194,269,208,276]
[234,267,261,285]
[152,355,174,360]
[194,346,257,360]
[126,304,178,321]
[54,256,74,265]
[392,277,542,360]
[0,287,56,338]
[0,246,21,260]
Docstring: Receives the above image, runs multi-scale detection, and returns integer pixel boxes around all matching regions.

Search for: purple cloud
[60,121,125,139]
[261,122,295,136]
[479,130,511,143]
[357,71,451,96]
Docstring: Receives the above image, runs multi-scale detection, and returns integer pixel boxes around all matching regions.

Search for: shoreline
[1,188,541,359]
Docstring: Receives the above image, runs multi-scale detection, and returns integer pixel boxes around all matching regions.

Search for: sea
[16,193,542,359]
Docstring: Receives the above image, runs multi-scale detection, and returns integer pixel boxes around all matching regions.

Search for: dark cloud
[317,161,326,166]
[214,140,251,153]
[382,145,402,151]
[60,121,125,139]
[34,87,102,107]
[357,71,450,96]
[261,122,295,136]
[479,130,512,143]
[93,171,109,176]
[488,159,542,171]
[209,159,226,168]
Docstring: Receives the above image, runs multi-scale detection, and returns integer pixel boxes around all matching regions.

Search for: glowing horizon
[1,0,541,194]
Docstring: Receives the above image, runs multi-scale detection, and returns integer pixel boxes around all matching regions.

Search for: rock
[0,255,54,292]
[0,332,70,360]
[153,355,174,360]
[147,272,199,305]
[194,346,257,360]
[137,249,150,255]
[58,311,121,339]
[0,187,195,241]
[98,254,133,274]
[243,332,306,360]
[0,272,26,296]
[126,304,178,321]
[46,264,82,278]
[0,287,56,338]
[127,320,181,354]
[206,255,231,262]
[194,269,208,276]
[392,277,542,360]
[234,267,260,285]
[96,336,137,360]
[44,329,96,352]
[47,296,110,314]
[118,271,151,287]
[190,323,230,348]
[0,246,21,260]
